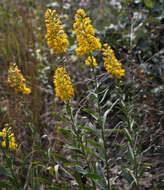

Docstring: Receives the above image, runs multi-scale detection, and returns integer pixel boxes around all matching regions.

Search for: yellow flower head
[45,9,69,54]
[85,56,97,67]
[102,44,125,79]
[0,125,18,151]
[54,67,74,102]
[73,9,101,56]
[8,63,31,95]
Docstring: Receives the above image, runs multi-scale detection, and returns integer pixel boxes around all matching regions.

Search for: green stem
[66,101,96,189]
[92,66,101,119]
[91,65,110,190]
[81,143,97,189]
[101,127,110,189]
[66,101,77,147]
[122,100,139,190]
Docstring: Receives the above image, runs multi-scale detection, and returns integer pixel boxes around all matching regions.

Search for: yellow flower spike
[8,63,31,95]
[102,44,125,79]
[45,9,69,54]
[85,56,97,67]
[54,67,74,102]
[0,125,18,151]
[73,9,101,56]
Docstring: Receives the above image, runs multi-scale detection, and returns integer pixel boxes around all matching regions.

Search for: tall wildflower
[0,124,18,151]
[54,67,74,102]
[73,9,101,56]
[8,63,31,94]
[45,9,69,54]
[102,44,125,79]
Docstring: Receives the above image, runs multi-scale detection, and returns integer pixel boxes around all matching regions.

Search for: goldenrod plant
[0,3,152,189]
[8,62,31,95]
[0,124,18,151]
[45,9,69,54]
[73,9,101,56]
[54,66,74,102]
[39,8,126,190]
[102,44,125,79]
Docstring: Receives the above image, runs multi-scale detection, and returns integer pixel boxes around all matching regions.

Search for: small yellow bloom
[45,9,69,54]
[54,67,74,102]
[102,44,125,79]
[73,9,101,56]
[85,56,97,67]
[0,125,18,151]
[8,63,31,95]
[0,132,3,136]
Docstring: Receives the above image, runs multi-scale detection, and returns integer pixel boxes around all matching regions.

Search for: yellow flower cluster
[45,9,69,54]
[8,63,31,94]
[0,125,18,151]
[54,67,74,102]
[102,44,125,79]
[85,56,97,67]
[73,9,101,56]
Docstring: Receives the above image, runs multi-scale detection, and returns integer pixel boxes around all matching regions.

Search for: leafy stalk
[92,65,110,190]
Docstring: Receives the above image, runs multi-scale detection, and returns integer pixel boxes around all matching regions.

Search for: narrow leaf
[51,152,72,164]
[95,163,108,190]
[102,99,119,129]
[123,128,133,146]
[99,88,109,104]
[85,173,103,180]
[88,139,103,148]
[82,109,98,120]
[33,177,51,184]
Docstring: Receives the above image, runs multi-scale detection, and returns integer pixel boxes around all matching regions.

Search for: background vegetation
[0,0,164,189]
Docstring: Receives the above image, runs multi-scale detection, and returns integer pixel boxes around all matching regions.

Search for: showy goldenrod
[54,67,74,102]
[0,124,18,151]
[45,9,69,54]
[8,63,31,94]
[85,56,97,67]
[102,44,125,79]
[73,9,101,56]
